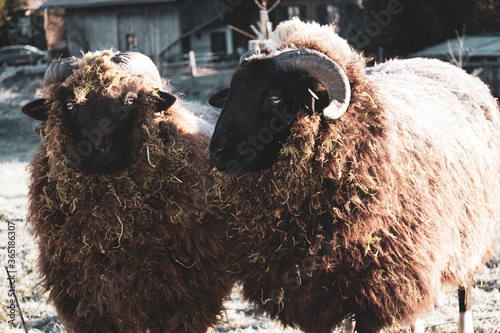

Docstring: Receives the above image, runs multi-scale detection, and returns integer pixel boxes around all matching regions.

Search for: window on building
[317,4,339,24]
[181,36,191,56]
[210,32,227,61]
[288,6,300,19]
[327,5,340,23]
[279,5,307,21]
[126,34,137,51]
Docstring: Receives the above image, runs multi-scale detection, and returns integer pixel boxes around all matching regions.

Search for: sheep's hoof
[354,324,377,333]
[412,318,425,333]
[458,284,474,333]
[343,317,355,333]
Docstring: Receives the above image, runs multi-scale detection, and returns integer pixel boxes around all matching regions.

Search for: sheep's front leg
[353,320,380,333]
[411,317,425,333]
[352,312,383,333]
[54,293,119,333]
[457,284,473,333]
[353,324,378,333]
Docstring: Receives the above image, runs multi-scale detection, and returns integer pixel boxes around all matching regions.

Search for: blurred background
[2,1,500,90]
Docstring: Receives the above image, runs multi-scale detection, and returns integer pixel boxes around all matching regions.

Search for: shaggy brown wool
[27,52,231,332]
[216,21,500,332]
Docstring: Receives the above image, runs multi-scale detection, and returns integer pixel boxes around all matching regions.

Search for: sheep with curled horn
[21,50,231,332]
[209,19,500,333]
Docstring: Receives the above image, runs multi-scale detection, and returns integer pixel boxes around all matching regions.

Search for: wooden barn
[178,0,343,61]
[40,0,182,62]
[39,0,352,64]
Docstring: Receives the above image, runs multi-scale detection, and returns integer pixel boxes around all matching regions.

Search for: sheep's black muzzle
[87,144,125,174]
[209,139,241,174]
[73,142,127,174]
[88,159,124,174]
[68,122,132,174]
[209,138,276,174]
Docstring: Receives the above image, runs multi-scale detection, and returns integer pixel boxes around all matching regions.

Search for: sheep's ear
[155,91,176,111]
[21,99,49,121]
[209,88,229,108]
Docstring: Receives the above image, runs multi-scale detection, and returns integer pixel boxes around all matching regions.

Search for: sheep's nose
[95,144,114,157]
[210,143,231,171]
[211,145,227,161]
[210,137,228,161]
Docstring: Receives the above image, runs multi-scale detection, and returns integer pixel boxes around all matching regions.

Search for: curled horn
[273,48,351,120]
[111,51,163,89]
[43,57,81,88]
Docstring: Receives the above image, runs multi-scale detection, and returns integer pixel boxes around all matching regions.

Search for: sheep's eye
[66,102,74,110]
[268,96,282,105]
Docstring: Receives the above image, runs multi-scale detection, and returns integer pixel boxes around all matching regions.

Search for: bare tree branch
[268,0,281,13]
[447,27,471,68]
[253,0,265,10]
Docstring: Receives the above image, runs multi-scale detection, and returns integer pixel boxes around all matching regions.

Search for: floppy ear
[155,91,176,111]
[21,99,49,121]
[209,88,229,108]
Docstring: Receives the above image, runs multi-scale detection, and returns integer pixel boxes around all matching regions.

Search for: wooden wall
[65,3,181,62]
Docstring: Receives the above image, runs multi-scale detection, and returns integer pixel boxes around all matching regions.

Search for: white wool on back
[175,99,219,137]
[271,18,353,59]
[369,58,499,167]
[368,58,500,282]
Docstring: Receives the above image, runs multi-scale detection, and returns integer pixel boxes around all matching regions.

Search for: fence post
[189,50,198,77]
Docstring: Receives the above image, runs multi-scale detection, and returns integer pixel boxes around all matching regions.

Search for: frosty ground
[0,69,499,332]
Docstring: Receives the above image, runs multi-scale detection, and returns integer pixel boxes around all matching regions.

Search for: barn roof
[28,0,44,10]
[412,35,500,58]
[40,0,177,9]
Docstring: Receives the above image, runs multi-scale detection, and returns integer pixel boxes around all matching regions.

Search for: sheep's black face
[209,59,328,173]
[63,89,140,174]
[22,85,176,174]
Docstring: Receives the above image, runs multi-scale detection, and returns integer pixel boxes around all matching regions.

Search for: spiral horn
[111,51,163,89]
[273,48,351,120]
[43,57,82,88]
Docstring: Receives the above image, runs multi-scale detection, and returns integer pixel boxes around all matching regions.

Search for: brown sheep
[209,19,500,332]
[22,50,231,332]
